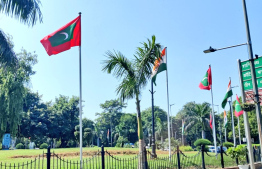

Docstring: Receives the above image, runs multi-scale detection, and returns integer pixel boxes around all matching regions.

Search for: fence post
[177,146,181,169]
[201,145,206,169]
[253,147,256,162]
[144,147,148,169]
[47,146,51,169]
[101,145,105,169]
[220,145,224,168]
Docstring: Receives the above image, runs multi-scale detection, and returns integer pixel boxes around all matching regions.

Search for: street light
[203,43,247,53]
[170,104,175,138]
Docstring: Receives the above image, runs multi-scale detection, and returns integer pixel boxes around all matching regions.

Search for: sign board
[243,137,247,142]
[240,57,262,105]
[2,133,11,150]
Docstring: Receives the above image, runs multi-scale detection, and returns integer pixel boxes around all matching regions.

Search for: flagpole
[229,77,236,147]
[78,12,83,169]
[238,117,241,144]
[209,65,217,154]
[165,47,171,160]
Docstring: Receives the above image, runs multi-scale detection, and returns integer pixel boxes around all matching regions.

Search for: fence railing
[1,145,261,169]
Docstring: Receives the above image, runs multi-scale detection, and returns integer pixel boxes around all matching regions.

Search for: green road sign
[243,77,262,91]
[241,57,262,71]
[241,57,262,91]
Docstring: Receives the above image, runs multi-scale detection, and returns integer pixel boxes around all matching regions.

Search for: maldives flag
[199,66,212,90]
[209,112,213,129]
[235,94,244,117]
[151,47,167,85]
[40,16,81,56]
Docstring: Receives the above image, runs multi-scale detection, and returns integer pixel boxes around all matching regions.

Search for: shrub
[16,143,24,149]
[196,145,209,152]
[194,139,212,146]
[227,145,247,165]
[223,142,234,148]
[134,141,139,148]
[180,146,193,152]
[0,143,2,150]
[123,144,132,148]
[55,140,61,148]
[40,143,48,149]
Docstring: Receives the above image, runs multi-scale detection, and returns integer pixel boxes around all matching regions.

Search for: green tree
[0,0,43,68]
[51,95,79,147]
[98,99,126,146]
[116,113,137,143]
[0,49,37,135]
[102,35,161,169]
[184,102,211,139]
[155,117,167,148]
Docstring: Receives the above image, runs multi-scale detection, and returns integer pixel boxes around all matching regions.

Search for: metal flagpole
[165,47,171,160]
[78,12,83,169]
[229,77,236,147]
[238,59,255,168]
[209,65,217,154]
[238,117,241,144]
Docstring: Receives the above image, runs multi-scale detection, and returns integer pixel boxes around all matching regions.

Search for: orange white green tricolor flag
[40,16,81,56]
[224,110,228,127]
[151,47,167,85]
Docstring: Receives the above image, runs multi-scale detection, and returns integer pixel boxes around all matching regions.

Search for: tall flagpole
[229,77,236,147]
[165,47,171,160]
[78,12,83,169]
[209,65,217,154]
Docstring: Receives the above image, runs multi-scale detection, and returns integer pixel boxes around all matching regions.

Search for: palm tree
[155,117,167,150]
[184,102,211,139]
[0,0,43,68]
[102,35,161,169]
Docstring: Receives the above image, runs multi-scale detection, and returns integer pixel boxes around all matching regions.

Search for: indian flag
[224,110,228,127]
[221,80,233,109]
[182,119,185,135]
[151,47,167,85]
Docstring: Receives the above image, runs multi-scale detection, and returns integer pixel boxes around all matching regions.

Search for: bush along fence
[0,145,261,169]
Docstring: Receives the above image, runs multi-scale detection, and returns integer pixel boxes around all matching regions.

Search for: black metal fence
[1,145,261,169]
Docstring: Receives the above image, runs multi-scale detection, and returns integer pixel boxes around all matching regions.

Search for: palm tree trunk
[161,135,164,150]
[202,130,205,139]
[136,98,146,169]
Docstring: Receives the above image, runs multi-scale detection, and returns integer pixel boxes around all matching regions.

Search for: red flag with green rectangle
[235,94,243,117]
[199,67,212,90]
[40,16,81,56]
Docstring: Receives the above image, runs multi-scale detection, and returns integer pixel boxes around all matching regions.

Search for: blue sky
[1,0,262,120]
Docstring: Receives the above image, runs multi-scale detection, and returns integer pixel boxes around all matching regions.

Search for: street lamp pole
[242,0,262,153]
[149,80,157,158]
[170,104,175,138]
[203,0,258,167]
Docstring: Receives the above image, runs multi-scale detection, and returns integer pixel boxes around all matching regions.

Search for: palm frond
[184,120,196,131]
[0,0,43,26]
[0,30,18,68]
[102,50,135,79]
[115,75,136,102]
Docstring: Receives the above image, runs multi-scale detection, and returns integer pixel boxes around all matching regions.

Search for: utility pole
[149,80,157,158]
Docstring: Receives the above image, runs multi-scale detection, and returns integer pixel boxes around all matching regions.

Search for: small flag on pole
[209,112,213,129]
[182,119,185,135]
[40,16,81,56]
[235,94,244,117]
[151,47,167,85]
[199,67,212,90]
[107,129,109,139]
[221,80,233,109]
[224,110,228,127]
